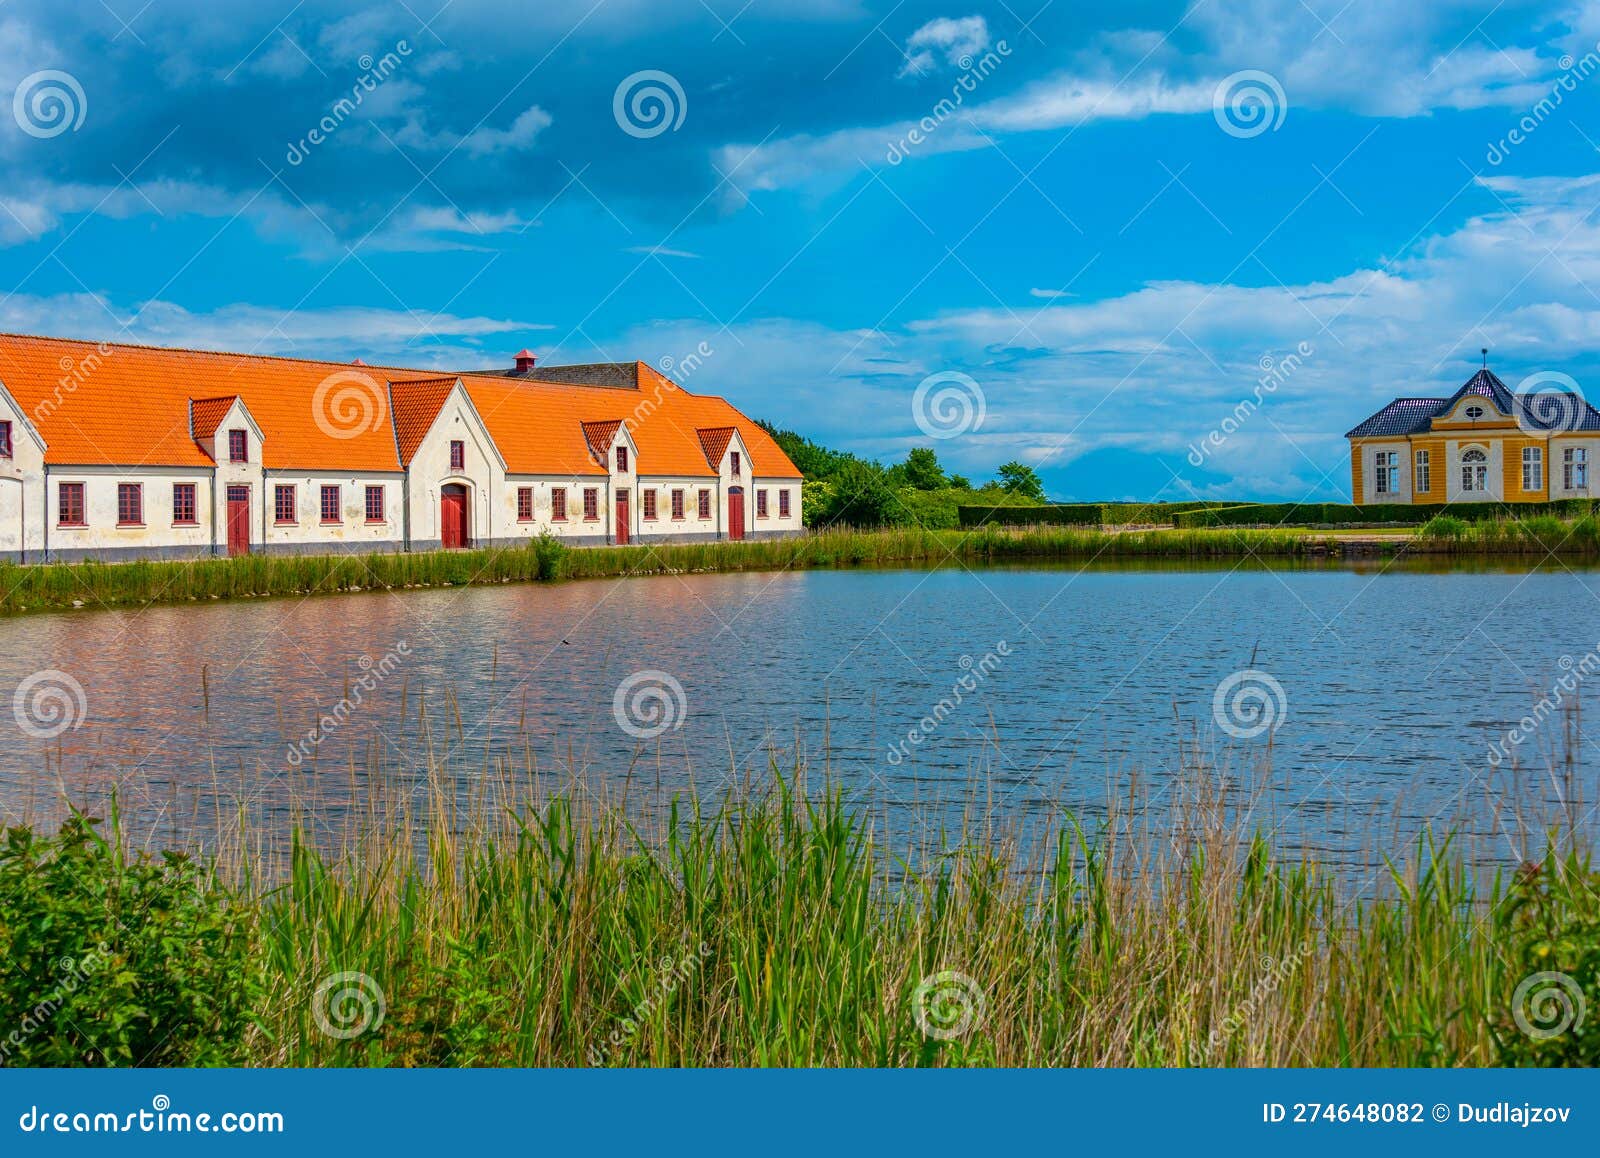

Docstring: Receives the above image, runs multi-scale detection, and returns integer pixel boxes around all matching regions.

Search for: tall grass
[0,527,1324,616]
[7,738,1594,1068]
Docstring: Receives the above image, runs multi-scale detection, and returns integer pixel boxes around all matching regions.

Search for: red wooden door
[226,485,250,556]
[615,491,630,545]
[728,487,745,541]
[441,485,468,548]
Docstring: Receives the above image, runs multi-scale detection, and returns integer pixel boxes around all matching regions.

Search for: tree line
[756,421,1046,528]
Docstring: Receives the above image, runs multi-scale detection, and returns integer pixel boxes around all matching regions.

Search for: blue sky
[1,0,1598,500]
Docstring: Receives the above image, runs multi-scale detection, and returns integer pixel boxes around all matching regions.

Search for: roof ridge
[0,330,441,376]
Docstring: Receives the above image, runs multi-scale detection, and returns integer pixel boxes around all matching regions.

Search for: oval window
[1465,405,1484,418]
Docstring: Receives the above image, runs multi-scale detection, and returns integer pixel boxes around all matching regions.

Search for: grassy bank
[1,520,1595,617]
[0,527,1316,616]
[3,771,1596,1068]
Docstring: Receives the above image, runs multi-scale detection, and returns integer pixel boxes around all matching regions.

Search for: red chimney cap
[352,357,367,365]
[514,349,535,360]
[513,349,537,372]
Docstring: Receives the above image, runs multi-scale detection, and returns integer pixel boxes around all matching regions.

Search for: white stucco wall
[1445,439,1503,502]
[404,387,504,548]
[1549,435,1599,499]
[261,471,405,549]
[46,465,216,556]
[635,475,719,538]
[1360,440,1411,504]
[0,387,48,558]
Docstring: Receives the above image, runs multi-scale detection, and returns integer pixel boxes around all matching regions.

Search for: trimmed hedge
[958,504,1105,527]
[1173,499,1598,528]
[959,500,1236,528]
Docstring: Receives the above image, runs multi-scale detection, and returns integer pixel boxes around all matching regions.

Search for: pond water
[0,560,1595,867]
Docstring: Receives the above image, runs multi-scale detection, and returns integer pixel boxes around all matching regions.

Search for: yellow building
[1347,366,1599,505]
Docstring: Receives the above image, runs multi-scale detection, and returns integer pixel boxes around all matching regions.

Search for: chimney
[514,349,537,374]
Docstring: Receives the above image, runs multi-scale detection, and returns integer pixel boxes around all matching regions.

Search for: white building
[0,335,804,562]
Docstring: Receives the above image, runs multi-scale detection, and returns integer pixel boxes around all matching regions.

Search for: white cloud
[625,245,702,258]
[1029,288,1075,299]
[594,172,1600,499]
[718,0,1585,196]
[0,293,547,367]
[395,104,553,156]
[898,15,990,78]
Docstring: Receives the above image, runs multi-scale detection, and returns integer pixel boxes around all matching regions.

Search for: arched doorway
[441,483,470,548]
[727,486,745,541]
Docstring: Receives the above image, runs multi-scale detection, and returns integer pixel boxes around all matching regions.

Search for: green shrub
[531,532,567,581]
[958,504,1104,527]
[1175,499,1598,528]
[1420,515,1469,540]
[1494,857,1600,1066]
[0,813,259,1066]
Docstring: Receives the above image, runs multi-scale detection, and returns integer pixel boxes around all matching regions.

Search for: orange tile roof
[0,334,802,479]
[189,396,239,443]
[388,377,459,466]
[696,426,734,470]
[580,419,623,465]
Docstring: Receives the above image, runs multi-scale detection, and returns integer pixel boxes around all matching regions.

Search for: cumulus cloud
[897,15,991,77]
[590,173,1600,500]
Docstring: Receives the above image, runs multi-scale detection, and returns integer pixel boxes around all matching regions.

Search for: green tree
[814,460,905,528]
[996,461,1046,502]
[902,447,947,491]
[948,474,973,490]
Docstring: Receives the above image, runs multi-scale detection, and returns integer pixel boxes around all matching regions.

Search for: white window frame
[1564,447,1589,491]
[1522,445,1543,492]
[1374,450,1398,495]
[1414,449,1430,494]
[1461,448,1488,492]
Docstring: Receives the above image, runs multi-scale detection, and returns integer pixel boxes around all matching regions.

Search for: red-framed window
[616,445,628,472]
[320,484,341,524]
[117,482,143,526]
[365,485,384,523]
[551,488,567,521]
[778,489,791,518]
[642,490,657,520]
[0,420,13,458]
[172,483,197,525]
[697,489,711,519]
[671,489,685,520]
[730,450,741,477]
[449,440,465,471]
[275,484,297,524]
[756,489,769,518]
[517,486,534,521]
[583,488,599,520]
[57,482,85,527]
[228,428,247,463]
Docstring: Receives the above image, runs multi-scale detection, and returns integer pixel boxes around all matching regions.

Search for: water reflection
[0,560,1594,868]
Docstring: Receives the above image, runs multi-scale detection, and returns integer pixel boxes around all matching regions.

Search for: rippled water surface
[1,560,1596,863]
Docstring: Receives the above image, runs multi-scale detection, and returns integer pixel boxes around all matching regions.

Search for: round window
[1465,405,1484,418]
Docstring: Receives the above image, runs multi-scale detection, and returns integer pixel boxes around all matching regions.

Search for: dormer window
[228,429,247,463]
[616,445,628,473]
[1465,405,1484,419]
[730,450,741,477]
[450,440,465,471]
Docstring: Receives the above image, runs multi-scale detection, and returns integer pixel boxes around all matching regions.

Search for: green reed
[6,753,1595,1068]
[0,526,1326,616]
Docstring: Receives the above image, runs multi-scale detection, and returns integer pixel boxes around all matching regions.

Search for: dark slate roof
[464,362,641,389]
[1345,397,1445,437]
[1439,368,1518,414]
[1347,368,1600,437]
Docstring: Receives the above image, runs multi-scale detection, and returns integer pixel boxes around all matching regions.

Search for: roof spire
[1481,347,1488,369]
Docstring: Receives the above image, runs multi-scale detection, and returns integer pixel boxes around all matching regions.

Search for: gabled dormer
[191,396,264,466]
